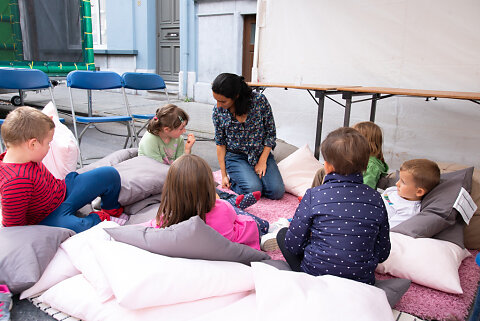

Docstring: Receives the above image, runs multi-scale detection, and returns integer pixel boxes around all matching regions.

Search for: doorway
[156,0,180,82]
[242,14,256,82]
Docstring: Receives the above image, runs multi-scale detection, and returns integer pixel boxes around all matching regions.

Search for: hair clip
[153,116,158,120]
[178,115,184,122]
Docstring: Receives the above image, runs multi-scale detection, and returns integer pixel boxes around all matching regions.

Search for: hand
[254,161,267,178]
[221,175,231,189]
[184,133,196,154]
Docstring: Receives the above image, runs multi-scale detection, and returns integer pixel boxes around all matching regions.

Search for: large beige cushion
[437,163,480,249]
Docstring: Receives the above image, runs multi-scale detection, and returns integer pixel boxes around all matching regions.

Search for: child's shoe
[0,284,12,321]
[261,232,279,251]
[268,217,290,233]
[235,191,261,209]
[261,218,290,251]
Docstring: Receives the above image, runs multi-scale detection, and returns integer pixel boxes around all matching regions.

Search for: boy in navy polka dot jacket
[277,127,390,285]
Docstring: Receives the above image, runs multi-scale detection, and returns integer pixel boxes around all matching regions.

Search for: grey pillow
[77,148,138,173]
[0,226,75,294]
[114,156,169,206]
[377,171,399,191]
[104,215,270,265]
[432,217,465,248]
[374,278,411,308]
[76,148,169,207]
[272,138,298,163]
[125,203,158,225]
[391,167,474,239]
[124,193,162,216]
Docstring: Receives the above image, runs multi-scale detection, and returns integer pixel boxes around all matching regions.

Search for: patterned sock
[110,213,128,226]
[235,191,261,209]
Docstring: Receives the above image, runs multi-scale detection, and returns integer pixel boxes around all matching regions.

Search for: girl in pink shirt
[143,154,267,250]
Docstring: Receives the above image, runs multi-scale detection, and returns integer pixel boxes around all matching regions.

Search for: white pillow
[376,232,471,294]
[39,274,252,321]
[42,101,79,179]
[60,221,119,302]
[252,262,394,321]
[20,247,79,299]
[91,240,255,309]
[277,144,322,197]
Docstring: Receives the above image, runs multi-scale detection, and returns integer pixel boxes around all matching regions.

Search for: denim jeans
[39,166,122,233]
[225,152,285,200]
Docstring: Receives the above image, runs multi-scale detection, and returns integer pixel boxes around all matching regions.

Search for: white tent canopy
[253,0,480,169]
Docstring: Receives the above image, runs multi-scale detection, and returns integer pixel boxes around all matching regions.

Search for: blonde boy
[0,107,123,232]
[382,159,440,228]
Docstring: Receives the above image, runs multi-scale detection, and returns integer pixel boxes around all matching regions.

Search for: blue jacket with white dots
[284,172,391,285]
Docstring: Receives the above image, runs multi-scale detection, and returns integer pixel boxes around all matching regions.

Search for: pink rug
[213,171,480,321]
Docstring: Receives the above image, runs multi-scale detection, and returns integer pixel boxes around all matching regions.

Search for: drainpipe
[180,0,189,97]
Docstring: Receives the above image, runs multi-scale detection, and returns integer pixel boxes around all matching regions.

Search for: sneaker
[0,284,12,321]
[268,217,290,233]
[261,232,279,251]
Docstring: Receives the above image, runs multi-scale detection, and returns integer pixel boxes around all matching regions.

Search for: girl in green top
[138,104,196,165]
[311,121,388,190]
[139,104,261,209]
[352,121,389,189]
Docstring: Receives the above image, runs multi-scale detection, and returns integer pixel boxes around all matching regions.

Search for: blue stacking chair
[121,72,169,144]
[0,67,56,106]
[0,68,58,153]
[67,70,136,166]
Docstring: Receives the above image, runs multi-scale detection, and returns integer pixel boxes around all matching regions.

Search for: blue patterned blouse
[284,172,391,285]
[212,91,277,166]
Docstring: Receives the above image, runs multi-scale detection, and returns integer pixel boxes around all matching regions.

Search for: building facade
[91,0,257,100]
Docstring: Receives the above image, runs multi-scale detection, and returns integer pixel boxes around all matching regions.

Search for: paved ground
[0,83,220,170]
[0,85,220,320]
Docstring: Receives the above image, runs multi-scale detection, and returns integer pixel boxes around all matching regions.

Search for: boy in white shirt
[382,159,440,228]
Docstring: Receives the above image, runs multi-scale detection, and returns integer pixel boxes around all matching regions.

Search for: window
[91,0,107,48]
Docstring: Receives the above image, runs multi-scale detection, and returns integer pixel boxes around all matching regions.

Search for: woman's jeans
[225,152,285,200]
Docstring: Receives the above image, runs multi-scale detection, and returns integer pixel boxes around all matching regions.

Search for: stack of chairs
[66,70,137,166]
[121,72,169,142]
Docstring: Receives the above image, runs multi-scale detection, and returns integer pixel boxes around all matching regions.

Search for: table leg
[314,90,326,159]
[342,92,352,127]
[370,93,379,122]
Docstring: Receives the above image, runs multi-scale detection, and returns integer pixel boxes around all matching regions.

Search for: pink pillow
[277,144,322,197]
[39,274,252,321]
[42,101,79,179]
[376,232,471,294]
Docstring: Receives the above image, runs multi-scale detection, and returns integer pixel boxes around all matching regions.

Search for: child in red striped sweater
[0,107,123,233]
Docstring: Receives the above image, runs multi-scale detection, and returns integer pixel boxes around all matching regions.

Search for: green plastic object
[0,0,95,76]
